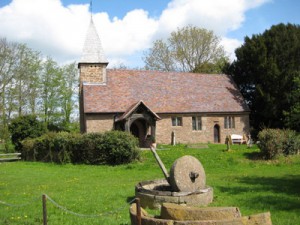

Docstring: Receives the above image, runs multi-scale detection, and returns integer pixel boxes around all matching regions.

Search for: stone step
[173,212,272,225]
[129,203,272,225]
[161,203,241,221]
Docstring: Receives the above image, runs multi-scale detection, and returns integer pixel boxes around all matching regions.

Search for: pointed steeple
[80,18,108,64]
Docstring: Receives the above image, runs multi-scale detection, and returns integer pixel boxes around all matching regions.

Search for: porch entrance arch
[114,101,161,147]
[130,119,147,147]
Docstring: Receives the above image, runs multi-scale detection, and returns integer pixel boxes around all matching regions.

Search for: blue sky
[0,0,299,68]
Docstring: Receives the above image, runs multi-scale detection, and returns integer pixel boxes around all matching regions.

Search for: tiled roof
[83,69,250,114]
[80,18,108,64]
[115,100,161,122]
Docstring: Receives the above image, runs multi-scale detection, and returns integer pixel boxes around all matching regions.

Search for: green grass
[0,144,299,224]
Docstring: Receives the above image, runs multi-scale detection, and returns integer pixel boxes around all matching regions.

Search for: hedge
[21,131,140,165]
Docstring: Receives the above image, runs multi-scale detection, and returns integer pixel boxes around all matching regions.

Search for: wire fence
[0,194,138,224]
[0,196,40,207]
[45,194,135,218]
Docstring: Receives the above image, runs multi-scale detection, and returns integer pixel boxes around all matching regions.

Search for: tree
[284,76,300,130]
[0,38,20,150]
[60,62,78,129]
[39,57,64,127]
[0,37,80,149]
[143,25,228,73]
[228,23,300,132]
[12,44,41,116]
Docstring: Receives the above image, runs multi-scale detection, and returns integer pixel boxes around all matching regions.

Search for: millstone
[169,155,206,192]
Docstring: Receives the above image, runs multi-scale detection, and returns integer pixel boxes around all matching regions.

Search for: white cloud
[0,0,90,62]
[0,0,270,66]
[158,0,271,36]
[93,9,158,57]
[221,37,243,61]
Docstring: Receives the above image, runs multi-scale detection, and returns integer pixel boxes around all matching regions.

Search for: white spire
[80,18,108,64]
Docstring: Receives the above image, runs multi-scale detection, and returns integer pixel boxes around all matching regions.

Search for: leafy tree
[60,62,78,129]
[143,25,228,73]
[12,44,41,116]
[0,38,21,150]
[39,57,64,127]
[284,76,300,130]
[228,23,300,132]
[0,37,80,150]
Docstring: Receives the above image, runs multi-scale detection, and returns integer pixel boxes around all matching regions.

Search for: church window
[172,117,182,126]
[192,116,202,130]
[224,116,235,129]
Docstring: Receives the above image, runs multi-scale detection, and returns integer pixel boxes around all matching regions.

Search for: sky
[0,0,299,68]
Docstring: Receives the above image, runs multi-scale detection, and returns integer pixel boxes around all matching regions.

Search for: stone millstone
[169,155,206,192]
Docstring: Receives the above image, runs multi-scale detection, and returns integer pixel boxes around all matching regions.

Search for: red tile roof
[115,100,161,121]
[83,69,250,114]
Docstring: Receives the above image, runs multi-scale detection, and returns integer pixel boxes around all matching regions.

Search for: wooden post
[42,194,47,225]
[150,146,169,182]
[136,198,142,225]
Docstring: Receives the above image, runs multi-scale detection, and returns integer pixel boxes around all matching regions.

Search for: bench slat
[0,153,21,156]
[0,157,21,162]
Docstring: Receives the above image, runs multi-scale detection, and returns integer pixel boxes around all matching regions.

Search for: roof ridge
[106,68,224,76]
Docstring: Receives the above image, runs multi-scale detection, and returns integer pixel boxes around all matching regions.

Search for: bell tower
[78,18,108,85]
[78,18,108,132]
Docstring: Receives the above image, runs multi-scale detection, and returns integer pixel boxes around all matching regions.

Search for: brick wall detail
[85,114,114,133]
[84,113,250,144]
[79,63,106,86]
[156,114,249,144]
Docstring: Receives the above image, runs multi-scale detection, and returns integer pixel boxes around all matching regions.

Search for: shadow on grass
[218,175,300,211]
[243,151,264,160]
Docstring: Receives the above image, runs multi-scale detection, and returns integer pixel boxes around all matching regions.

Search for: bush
[22,132,73,164]
[21,131,140,165]
[282,129,300,155]
[72,133,106,164]
[258,128,300,159]
[100,131,140,165]
[9,115,47,152]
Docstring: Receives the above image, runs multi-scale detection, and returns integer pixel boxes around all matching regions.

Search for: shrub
[9,115,47,152]
[258,129,284,159]
[100,131,140,165]
[258,128,300,159]
[21,131,140,165]
[282,129,300,155]
[21,138,36,161]
[72,133,106,164]
[22,132,73,164]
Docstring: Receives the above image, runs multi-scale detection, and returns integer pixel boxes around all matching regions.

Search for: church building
[78,19,250,147]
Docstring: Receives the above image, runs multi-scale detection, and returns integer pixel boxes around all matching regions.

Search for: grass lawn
[0,144,299,225]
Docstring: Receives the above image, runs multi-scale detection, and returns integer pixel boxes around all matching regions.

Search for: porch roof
[115,100,161,122]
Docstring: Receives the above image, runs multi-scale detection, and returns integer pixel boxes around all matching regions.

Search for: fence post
[135,198,141,225]
[42,194,47,225]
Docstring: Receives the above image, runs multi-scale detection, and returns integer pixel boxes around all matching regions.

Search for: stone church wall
[85,114,115,133]
[156,113,250,144]
[84,113,250,145]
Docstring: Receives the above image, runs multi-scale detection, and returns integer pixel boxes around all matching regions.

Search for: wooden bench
[0,153,21,162]
[230,134,247,145]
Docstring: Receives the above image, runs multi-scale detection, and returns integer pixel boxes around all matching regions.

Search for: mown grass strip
[0,144,299,225]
